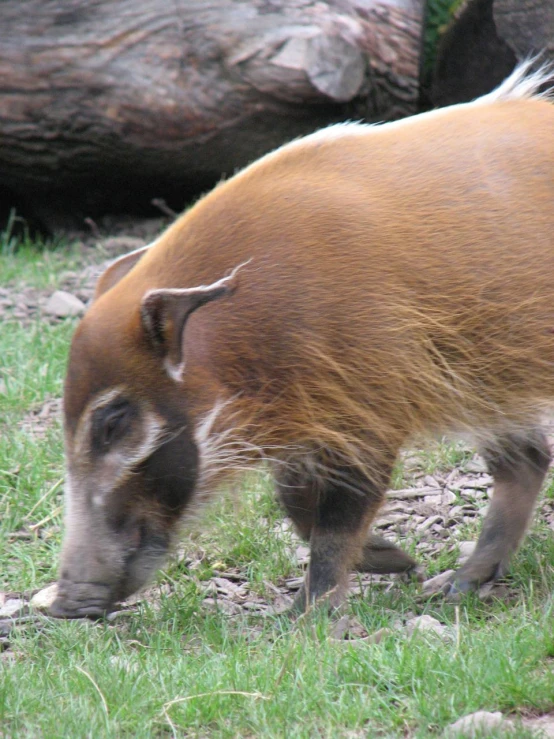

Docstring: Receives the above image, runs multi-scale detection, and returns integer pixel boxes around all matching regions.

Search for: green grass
[1,240,554,737]
[2,581,554,737]
[0,210,78,287]
[0,321,74,592]
[0,241,89,289]
[393,440,474,487]
[423,0,465,80]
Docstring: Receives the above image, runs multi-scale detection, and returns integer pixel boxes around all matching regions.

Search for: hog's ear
[140,279,233,381]
[95,245,151,300]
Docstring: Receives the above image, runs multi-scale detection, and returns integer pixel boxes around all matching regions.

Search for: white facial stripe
[89,387,126,412]
[91,412,165,506]
[191,396,264,498]
[164,357,185,383]
[194,398,229,490]
[73,387,127,457]
[126,413,164,467]
[194,398,227,449]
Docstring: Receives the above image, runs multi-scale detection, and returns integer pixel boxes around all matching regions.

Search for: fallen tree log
[0,0,423,229]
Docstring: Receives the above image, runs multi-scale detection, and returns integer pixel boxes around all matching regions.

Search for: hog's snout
[51,523,170,619]
[50,579,114,619]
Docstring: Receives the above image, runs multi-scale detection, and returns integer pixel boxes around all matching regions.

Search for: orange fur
[77,67,554,488]
[55,62,554,616]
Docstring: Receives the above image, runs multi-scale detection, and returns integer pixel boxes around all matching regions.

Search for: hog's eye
[92,400,135,451]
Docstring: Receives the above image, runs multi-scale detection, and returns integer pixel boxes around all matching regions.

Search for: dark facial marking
[90,398,137,454]
[139,424,199,519]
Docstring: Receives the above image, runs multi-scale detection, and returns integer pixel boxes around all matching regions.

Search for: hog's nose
[49,579,113,619]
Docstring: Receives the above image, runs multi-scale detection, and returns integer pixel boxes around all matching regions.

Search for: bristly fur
[181,57,554,492]
[480,56,554,103]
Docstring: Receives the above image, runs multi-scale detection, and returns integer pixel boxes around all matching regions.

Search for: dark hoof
[49,598,109,620]
[441,577,477,601]
[441,561,506,600]
[50,579,113,619]
[289,583,347,619]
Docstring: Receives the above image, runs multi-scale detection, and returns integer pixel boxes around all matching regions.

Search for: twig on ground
[151,198,177,218]
[84,218,101,239]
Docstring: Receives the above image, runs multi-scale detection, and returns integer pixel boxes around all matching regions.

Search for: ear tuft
[141,281,234,379]
[140,260,251,380]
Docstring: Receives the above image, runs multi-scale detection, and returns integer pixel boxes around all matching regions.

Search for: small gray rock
[405,614,450,639]
[0,598,27,619]
[458,541,476,563]
[295,545,310,565]
[424,493,442,505]
[44,291,86,317]
[441,490,458,505]
[30,583,58,611]
[417,514,444,533]
[444,710,514,737]
[465,458,488,473]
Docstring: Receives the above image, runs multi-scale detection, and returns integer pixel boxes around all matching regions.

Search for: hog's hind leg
[276,453,411,612]
[446,429,551,596]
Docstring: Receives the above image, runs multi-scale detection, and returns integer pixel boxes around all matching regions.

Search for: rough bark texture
[0,0,423,229]
[494,0,554,59]
[430,0,553,108]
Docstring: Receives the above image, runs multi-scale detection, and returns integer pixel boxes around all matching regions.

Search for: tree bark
[430,0,553,108]
[494,0,554,59]
[0,0,423,229]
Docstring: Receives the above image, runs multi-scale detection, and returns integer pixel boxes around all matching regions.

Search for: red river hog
[51,61,554,618]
